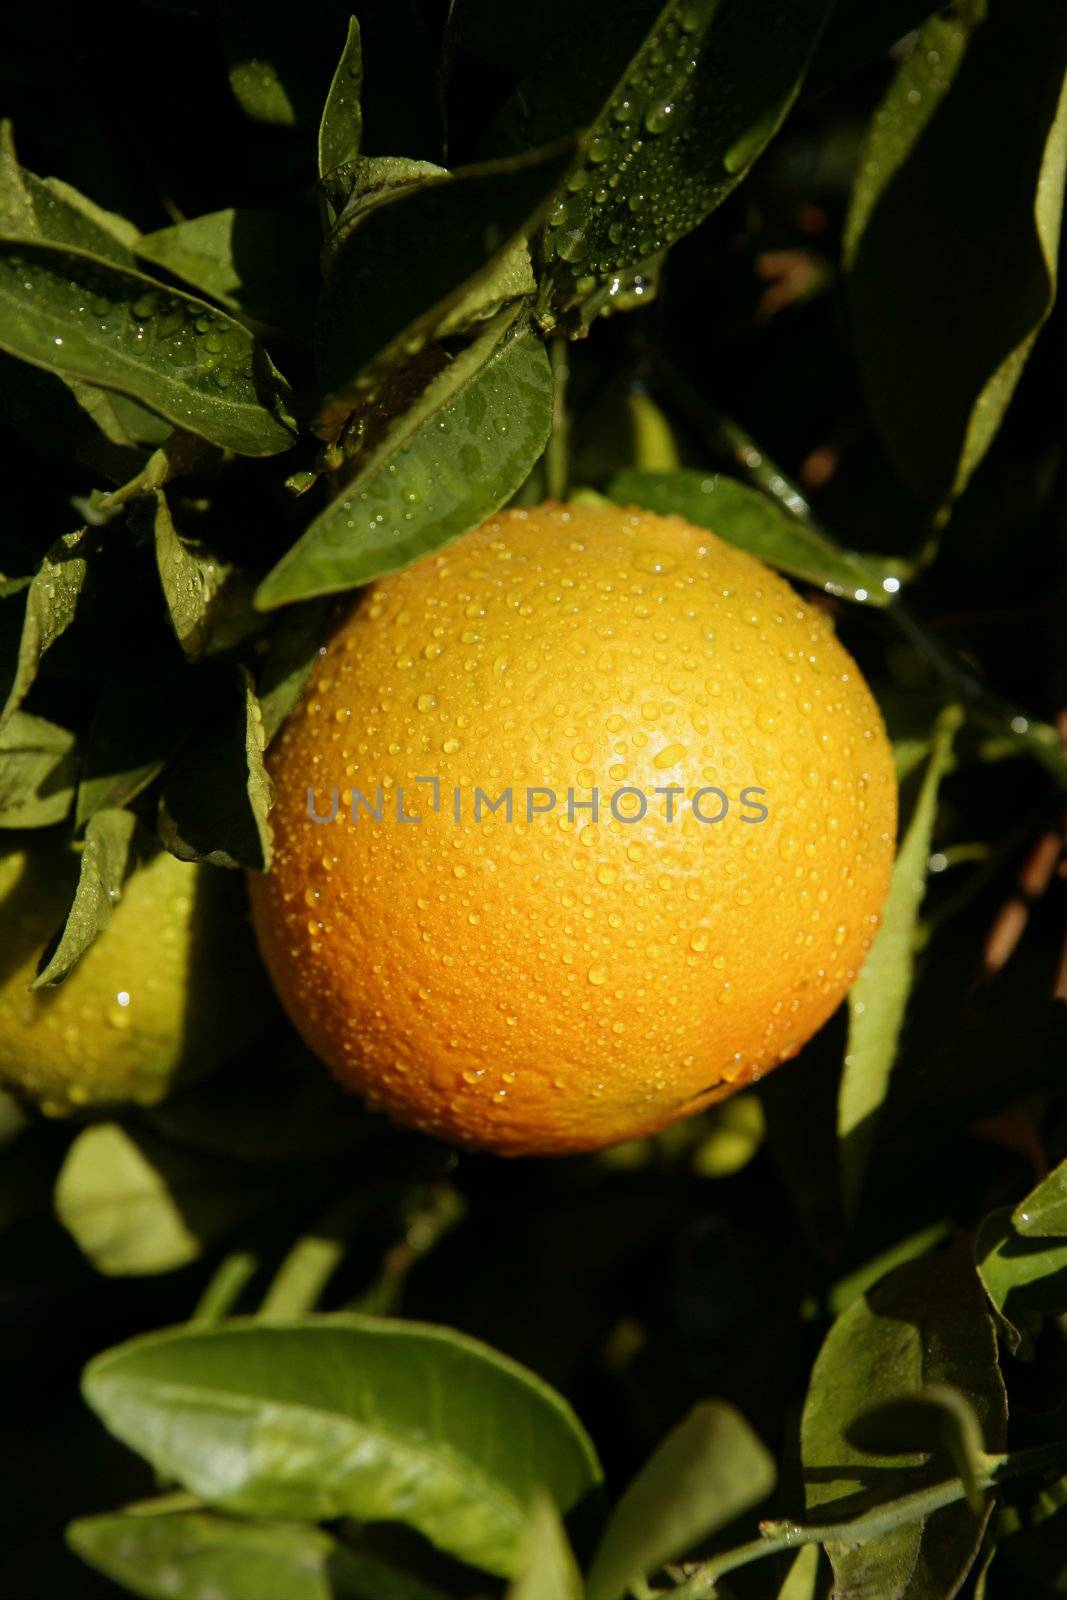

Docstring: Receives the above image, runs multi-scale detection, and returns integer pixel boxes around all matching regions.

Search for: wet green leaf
[319,18,363,182]
[586,1401,776,1600]
[0,709,77,827]
[135,205,321,336]
[153,490,258,660]
[508,1492,584,1600]
[258,311,552,607]
[158,667,272,870]
[802,1243,1006,1600]
[0,238,297,456]
[975,1209,1067,1359]
[839,706,962,1219]
[313,144,569,435]
[32,807,138,987]
[68,1509,457,1600]
[82,1315,604,1578]
[56,1123,272,1276]
[607,468,897,603]
[1013,1157,1067,1239]
[0,526,97,727]
[846,4,1067,504]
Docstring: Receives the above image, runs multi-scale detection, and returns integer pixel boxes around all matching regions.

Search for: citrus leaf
[153,490,258,661]
[313,143,570,435]
[56,1123,272,1276]
[32,806,138,988]
[586,1401,776,1600]
[776,1543,822,1600]
[489,0,834,309]
[135,205,321,336]
[0,525,97,728]
[258,310,552,607]
[845,3,1067,505]
[68,1509,457,1600]
[975,1208,1067,1360]
[0,709,77,827]
[838,705,962,1220]
[607,468,899,604]
[0,120,136,266]
[82,1315,604,1578]
[319,17,363,181]
[1013,1157,1067,1239]
[846,1386,988,1516]
[0,237,297,456]
[508,1492,584,1600]
[801,1243,1007,1600]
[158,667,272,870]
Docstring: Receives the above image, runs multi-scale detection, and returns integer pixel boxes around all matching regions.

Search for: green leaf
[320,155,445,248]
[0,238,297,456]
[845,4,1067,504]
[32,807,138,987]
[313,144,570,435]
[801,1243,1007,1600]
[0,709,77,827]
[776,1543,822,1600]
[134,205,321,336]
[0,120,136,266]
[153,490,258,660]
[492,0,833,308]
[607,468,899,604]
[586,1401,776,1600]
[56,1123,272,1277]
[158,667,273,870]
[258,310,553,607]
[508,1492,584,1600]
[838,705,962,1220]
[0,526,96,727]
[68,1508,458,1600]
[1013,1156,1067,1239]
[82,1314,604,1578]
[846,1386,988,1516]
[975,1208,1067,1360]
[319,17,363,182]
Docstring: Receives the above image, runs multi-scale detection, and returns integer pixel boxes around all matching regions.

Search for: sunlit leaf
[0,525,97,727]
[153,490,258,661]
[0,709,77,827]
[508,1492,584,1600]
[32,807,138,987]
[319,18,363,182]
[82,1315,604,1578]
[0,238,297,455]
[1013,1156,1067,1239]
[975,1208,1067,1360]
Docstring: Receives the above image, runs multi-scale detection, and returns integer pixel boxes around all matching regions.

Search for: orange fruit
[0,839,268,1115]
[250,502,896,1155]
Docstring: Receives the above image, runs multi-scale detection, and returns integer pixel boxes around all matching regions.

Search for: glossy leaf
[846,5,1067,504]
[1013,1157,1067,1239]
[607,468,897,604]
[153,490,258,661]
[56,1123,272,1277]
[490,0,833,304]
[0,709,77,827]
[82,1314,604,1578]
[32,807,137,987]
[0,526,96,727]
[838,706,962,1220]
[258,311,552,607]
[319,18,363,181]
[135,206,321,335]
[586,1401,776,1600]
[158,667,273,870]
[975,1208,1067,1360]
[802,1244,1006,1600]
[508,1492,584,1600]
[68,1509,456,1600]
[313,144,569,433]
[0,238,297,455]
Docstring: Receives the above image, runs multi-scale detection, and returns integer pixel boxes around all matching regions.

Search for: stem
[258,1191,368,1319]
[546,336,570,500]
[191,1250,259,1324]
[669,1438,1067,1597]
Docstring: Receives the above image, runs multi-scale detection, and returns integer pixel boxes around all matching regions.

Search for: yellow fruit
[0,839,268,1114]
[250,503,896,1155]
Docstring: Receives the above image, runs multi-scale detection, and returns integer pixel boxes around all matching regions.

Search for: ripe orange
[250,503,896,1155]
[0,839,268,1115]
